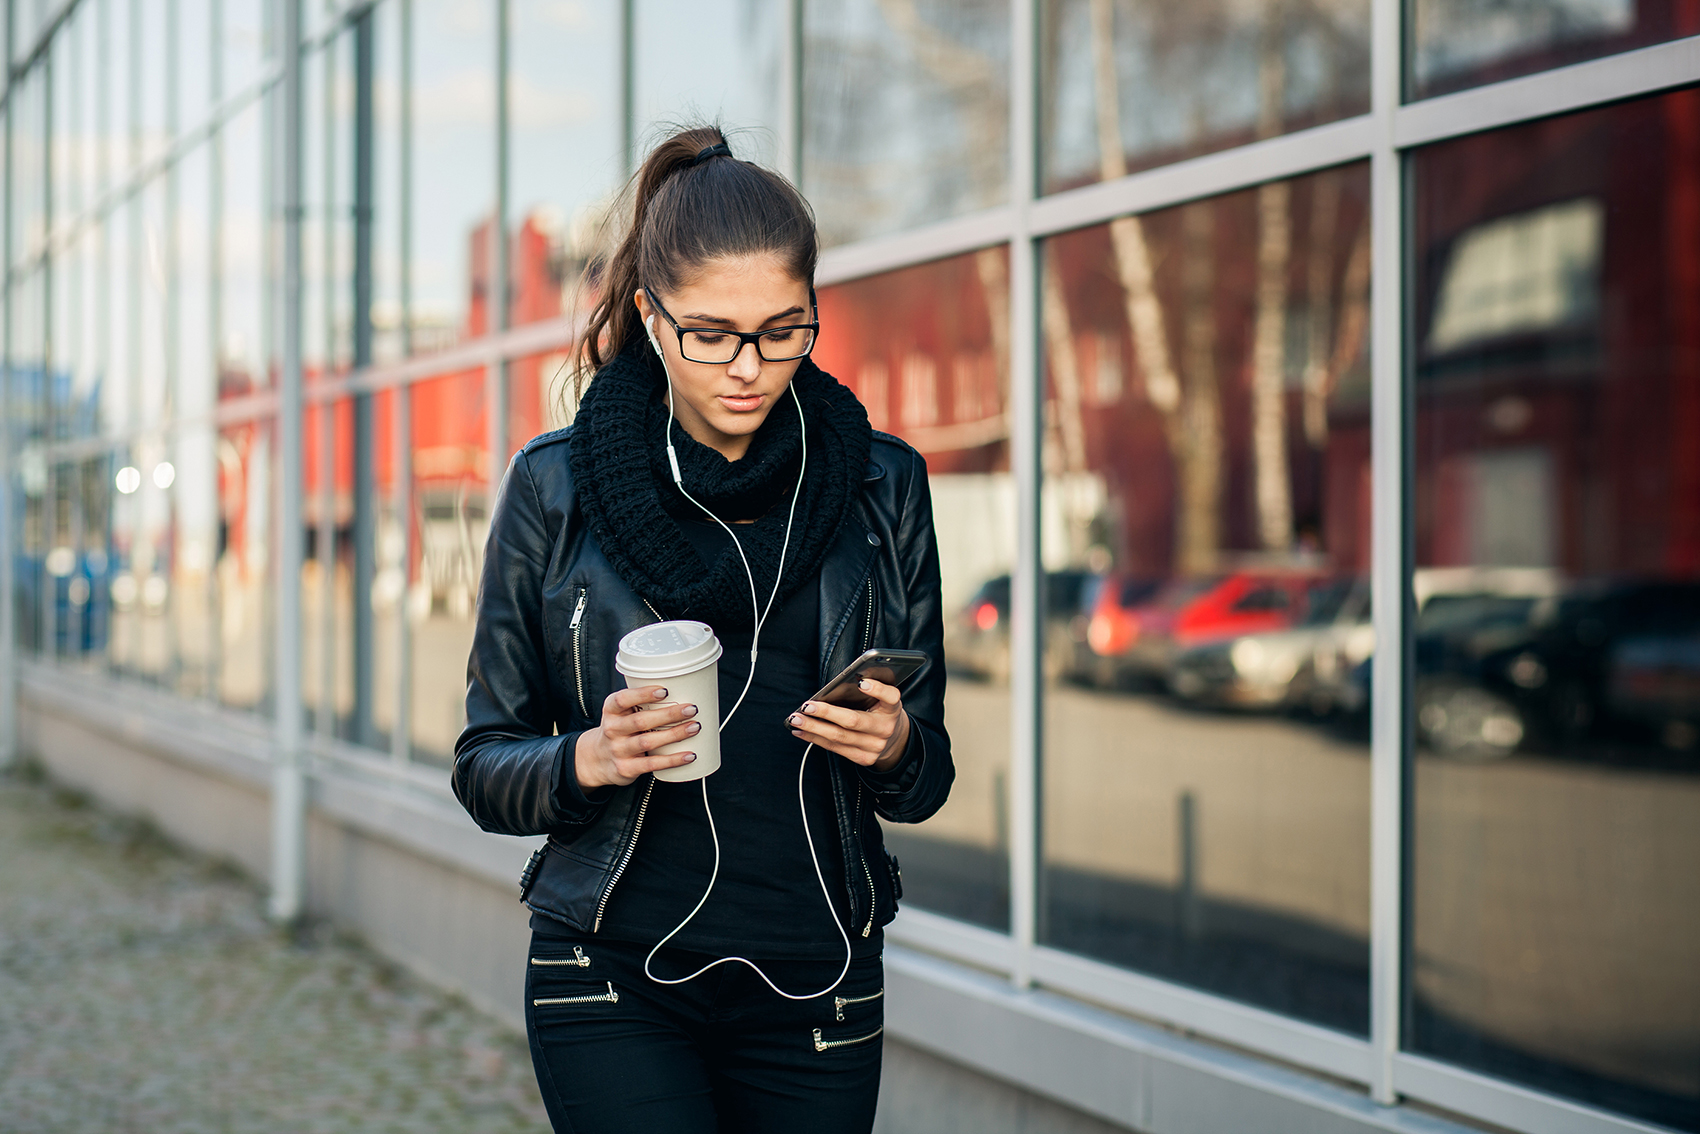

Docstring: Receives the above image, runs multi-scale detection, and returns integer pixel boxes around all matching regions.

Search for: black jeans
[524,929,884,1134]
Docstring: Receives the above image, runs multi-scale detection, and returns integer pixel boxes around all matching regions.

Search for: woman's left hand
[789,678,912,772]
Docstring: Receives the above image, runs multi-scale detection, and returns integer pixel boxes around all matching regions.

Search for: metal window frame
[2,0,1699,1129]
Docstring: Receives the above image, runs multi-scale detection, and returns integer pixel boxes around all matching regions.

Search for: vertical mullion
[778,0,801,183]
[0,0,16,769]
[486,0,507,529]
[207,0,222,702]
[618,0,633,178]
[390,0,411,767]
[315,34,335,739]
[41,50,55,667]
[1007,0,1039,989]
[270,0,307,926]
[164,0,178,689]
[1367,0,1406,1107]
[350,7,374,748]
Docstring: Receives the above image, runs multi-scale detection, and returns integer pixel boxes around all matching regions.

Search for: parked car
[946,570,1101,682]
[1464,580,1700,754]
[1087,570,1326,689]
[1410,571,1563,759]
[1169,577,1372,711]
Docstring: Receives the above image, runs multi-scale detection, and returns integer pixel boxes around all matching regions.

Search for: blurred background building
[2,0,1698,1131]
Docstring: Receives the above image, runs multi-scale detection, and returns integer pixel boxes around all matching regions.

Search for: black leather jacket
[452,426,955,941]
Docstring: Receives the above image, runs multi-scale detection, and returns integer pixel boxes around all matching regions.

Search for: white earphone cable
[641,327,853,1000]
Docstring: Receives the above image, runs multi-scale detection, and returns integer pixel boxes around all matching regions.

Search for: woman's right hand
[574,686,701,791]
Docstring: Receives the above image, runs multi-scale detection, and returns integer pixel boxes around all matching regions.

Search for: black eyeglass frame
[645,285,821,364]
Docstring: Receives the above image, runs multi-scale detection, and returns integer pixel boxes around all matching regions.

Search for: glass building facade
[2,1,1697,1131]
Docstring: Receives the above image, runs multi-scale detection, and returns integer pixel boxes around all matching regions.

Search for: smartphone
[789,648,929,721]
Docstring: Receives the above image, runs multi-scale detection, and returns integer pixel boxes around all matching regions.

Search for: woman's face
[634,253,812,462]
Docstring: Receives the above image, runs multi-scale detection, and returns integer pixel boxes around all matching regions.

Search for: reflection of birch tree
[1251,9,1294,551]
[1090,0,1219,574]
[872,0,1008,221]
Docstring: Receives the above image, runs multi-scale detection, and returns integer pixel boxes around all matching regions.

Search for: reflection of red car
[1089,571,1323,687]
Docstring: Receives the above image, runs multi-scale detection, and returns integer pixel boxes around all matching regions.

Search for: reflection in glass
[1409,0,1700,100]
[1039,164,1374,1033]
[814,248,1014,930]
[1410,90,1700,1131]
[510,0,621,359]
[410,0,494,354]
[803,0,1009,245]
[405,370,490,764]
[1040,0,1369,196]
[636,0,782,168]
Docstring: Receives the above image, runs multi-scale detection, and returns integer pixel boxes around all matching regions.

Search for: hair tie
[689,141,733,167]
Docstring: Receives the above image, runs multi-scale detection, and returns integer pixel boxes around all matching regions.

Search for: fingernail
[803,702,816,714]
[789,714,802,727]
[655,687,668,699]
[687,722,701,734]
[683,753,696,762]
[859,679,872,690]
[682,704,698,718]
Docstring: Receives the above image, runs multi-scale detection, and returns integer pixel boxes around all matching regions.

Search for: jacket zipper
[585,599,663,934]
[532,981,619,1007]
[856,574,877,937]
[569,588,589,720]
[593,775,655,932]
[529,947,589,968]
[812,1025,883,1052]
[834,987,884,1021]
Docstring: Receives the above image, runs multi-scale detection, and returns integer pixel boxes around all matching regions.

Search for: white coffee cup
[614,620,724,782]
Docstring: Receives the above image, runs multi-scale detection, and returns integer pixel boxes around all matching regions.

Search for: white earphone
[641,299,852,1002]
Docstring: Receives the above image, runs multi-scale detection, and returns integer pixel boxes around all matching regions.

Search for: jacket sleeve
[858,445,955,823]
[452,448,609,836]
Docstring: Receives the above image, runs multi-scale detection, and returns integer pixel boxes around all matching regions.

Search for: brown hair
[577,124,819,383]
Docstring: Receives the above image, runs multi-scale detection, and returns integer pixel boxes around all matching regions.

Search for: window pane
[406,369,488,764]
[215,414,275,714]
[803,0,1009,246]
[1040,0,1369,196]
[1410,89,1700,1131]
[815,248,1014,931]
[1410,0,1700,100]
[635,0,783,167]
[411,0,494,353]
[509,0,621,339]
[1039,164,1374,1033]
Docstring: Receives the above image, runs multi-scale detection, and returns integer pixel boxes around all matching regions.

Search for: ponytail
[577,125,819,388]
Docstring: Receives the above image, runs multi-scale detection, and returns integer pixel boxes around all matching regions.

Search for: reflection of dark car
[1479,582,1700,753]
[946,571,1101,682]
[1170,578,1372,711]
[1415,579,1700,759]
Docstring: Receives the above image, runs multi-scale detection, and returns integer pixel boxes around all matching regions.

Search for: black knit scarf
[569,336,872,631]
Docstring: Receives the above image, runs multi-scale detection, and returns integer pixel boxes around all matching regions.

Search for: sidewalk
[0,766,551,1134]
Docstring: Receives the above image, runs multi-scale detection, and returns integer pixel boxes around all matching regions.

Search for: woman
[452,124,954,1134]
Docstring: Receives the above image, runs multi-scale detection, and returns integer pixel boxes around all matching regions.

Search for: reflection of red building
[1412,88,1700,580]
[288,212,566,518]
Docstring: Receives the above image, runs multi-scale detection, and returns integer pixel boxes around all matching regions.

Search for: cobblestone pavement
[0,768,552,1134]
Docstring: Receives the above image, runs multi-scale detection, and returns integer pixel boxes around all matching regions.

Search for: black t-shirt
[587,517,879,959]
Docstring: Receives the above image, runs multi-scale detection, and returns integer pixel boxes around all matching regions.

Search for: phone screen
[798,650,929,716]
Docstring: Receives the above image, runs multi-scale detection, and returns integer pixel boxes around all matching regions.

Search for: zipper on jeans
[569,588,589,720]
[530,947,589,968]
[532,981,619,1007]
[834,987,884,1021]
[593,776,655,932]
[812,1025,883,1052]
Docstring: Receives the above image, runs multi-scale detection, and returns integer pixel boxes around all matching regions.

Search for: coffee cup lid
[615,620,724,679]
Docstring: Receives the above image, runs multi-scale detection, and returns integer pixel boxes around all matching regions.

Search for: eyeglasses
[645,286,819,364]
